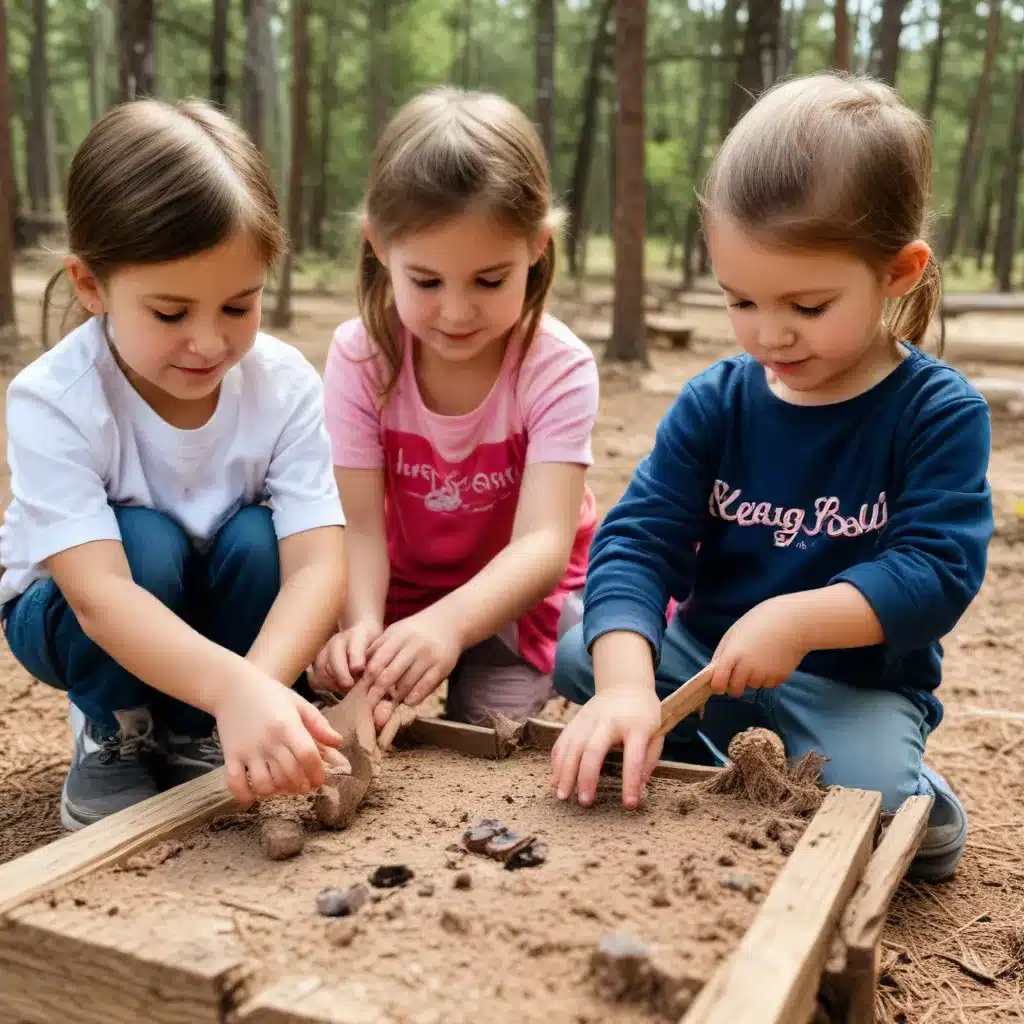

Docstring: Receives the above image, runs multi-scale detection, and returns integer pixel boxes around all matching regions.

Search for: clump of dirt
[259,818,305,861]
[698,727,828,815]
[312,743,374,830]
[486,711,527,757]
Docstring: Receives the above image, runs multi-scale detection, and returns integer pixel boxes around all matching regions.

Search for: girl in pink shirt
[311,88,599,727]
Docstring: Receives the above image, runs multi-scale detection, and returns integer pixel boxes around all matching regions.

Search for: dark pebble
[462,825,500,852]
[505,841,548,871]
[369,864,415,889]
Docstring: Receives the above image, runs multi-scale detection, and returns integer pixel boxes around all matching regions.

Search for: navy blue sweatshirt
[584,349,993,706]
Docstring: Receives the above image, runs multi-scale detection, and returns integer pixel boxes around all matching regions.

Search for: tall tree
[273,0,308,328]
[367,0,392,150]
[310,7,340,252]
[0,0,15,250]
[922,0,950,123]
[943,0,1002,260]
[27,0,51,214]
[729,0,781,127]
[89,1,114,123]
[608,0,647,364]
[210,0,230,108]
[242,0,271,152]
[0,0,14,346]
[535,0,556,161]
[995,63,1024,291]
[834,0,852,72]
[566,0,614,277]
[119,0,158,100]
[875,0,907,85]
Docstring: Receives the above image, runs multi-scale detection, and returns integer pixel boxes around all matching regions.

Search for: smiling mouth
[439,329,478,341]
[175,363,222,376]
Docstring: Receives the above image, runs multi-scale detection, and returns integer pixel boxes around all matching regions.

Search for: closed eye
[411,278,441,289]
[153,310,186,324]
[728,300,754,310]
[223,305,250,317]
[477,277,506,289]
[794,302,829,317]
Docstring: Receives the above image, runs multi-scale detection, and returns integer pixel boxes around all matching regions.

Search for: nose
[758,317,796,353]
[440,286,476,326]
[188,323,228,363]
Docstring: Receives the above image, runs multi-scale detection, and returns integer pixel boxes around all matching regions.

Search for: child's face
[707,217,927,402]
[67,231,267,410]
[374,209,547,365]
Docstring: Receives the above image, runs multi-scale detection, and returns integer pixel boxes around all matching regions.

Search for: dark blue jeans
[4,504,281,737]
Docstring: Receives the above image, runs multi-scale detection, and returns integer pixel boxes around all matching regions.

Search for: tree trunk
[119,0,158,100]
[210,0,230,107]
[272,0,307,329]
[875,0,907,86]
[922,0,949,123]
[729,0,781,128]
[242,0,271,152]
[27,0,51,214]
[608,0,647,364]
[943,0,1001,260]
[367,0,391,150]
[973,158,997,272]
[310,7,339,252]
[0,0,14,341]
[566,0,615,277]
[995,64,1024,291]
[834,0,852,72]
[682,9,717,290]
[535,0,556,161]
[717,0,741,136]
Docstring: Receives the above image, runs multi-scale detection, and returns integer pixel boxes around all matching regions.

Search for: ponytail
[517,231,559,364]
[354,233,401,404]
[41,267,90,352]
[888,251,942,354]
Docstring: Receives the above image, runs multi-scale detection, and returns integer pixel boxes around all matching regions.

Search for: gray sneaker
[906,764,968,884]
[161,728,224,789]
[61,705,161,831]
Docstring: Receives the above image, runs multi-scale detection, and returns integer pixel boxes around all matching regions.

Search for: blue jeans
[4,505,281,737]
[554,619,941,814]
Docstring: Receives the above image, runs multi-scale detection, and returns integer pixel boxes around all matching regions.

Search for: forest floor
[1,257,1023,1022]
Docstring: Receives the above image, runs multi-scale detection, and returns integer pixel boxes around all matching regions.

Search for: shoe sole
[59,781,102,832]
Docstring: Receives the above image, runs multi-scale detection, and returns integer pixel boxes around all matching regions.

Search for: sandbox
[0,717,930,1024]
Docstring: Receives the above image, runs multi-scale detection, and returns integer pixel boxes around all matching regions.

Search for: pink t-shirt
[324,314,599,675]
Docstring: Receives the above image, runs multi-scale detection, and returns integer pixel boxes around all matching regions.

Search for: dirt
[27,747,802,1023]
[1,262,1023,1021]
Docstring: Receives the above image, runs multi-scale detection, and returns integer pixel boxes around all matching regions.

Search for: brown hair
[358,87,562,400]
[43,98,285,349]
[701,73,940,347]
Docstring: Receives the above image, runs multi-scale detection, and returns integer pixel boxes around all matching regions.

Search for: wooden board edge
[235,975,393,1023]
[525,717,722,783]
[0,912,249,1024]
[681,787,881,1024]
[404,716,499,759]
[0,767,238,917]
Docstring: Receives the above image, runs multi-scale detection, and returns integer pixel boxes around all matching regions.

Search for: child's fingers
[318,743,351,771]
[575,724,615,807]
[404,668,443,707]
[620,726,649,810]
[247,759,276,799]
[368,644,418,701]
[272,746,310,794]
[293,706,333,789]
[390,659,430,705]
[226,758,254,808]
[373,699,394,730]
[710,654,734,695]
[553,718,589,801]
[348,628,372,674]
[327,641,356,693]
[726,662,751,699]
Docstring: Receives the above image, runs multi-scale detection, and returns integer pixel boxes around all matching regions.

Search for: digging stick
[654,664,715,739]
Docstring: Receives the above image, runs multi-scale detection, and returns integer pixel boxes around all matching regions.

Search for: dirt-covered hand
[550,685,663,811]
[307,618,383,698]
[213,668,345,807]
[363,608,462,710]
[710,595,809,698]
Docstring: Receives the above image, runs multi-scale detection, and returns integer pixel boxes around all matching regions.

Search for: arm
[334,467,389,631]
[437,461,586,649]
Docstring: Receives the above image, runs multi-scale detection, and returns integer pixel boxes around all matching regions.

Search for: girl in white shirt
[1,99,347,830]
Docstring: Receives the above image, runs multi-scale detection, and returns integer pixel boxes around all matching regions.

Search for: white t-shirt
[0,317,345,605]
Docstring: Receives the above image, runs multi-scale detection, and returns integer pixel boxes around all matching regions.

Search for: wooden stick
[0,768,238,918]
[682,787,881,1024]
[654,664,715,739]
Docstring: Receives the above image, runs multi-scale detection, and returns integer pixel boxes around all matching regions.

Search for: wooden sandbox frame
[0,716,930,1024]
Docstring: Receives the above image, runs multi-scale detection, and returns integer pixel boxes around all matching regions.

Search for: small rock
[651,888,671,908]
[441,909,470,934]
[504,794,514,804]
[459,811,470,823]
[370,865,414,889]
[418,883,435,897]
[317,885,368,918]
[462,825,499,853]
[718,854,735,867]
[720,872,758,896]
[259,818,305,861]
[506,841,548,871]
[454,871,473,890]
[326,918,359,947]
[677,790,700,815]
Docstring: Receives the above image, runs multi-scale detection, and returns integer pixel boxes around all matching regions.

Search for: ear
[362,216,388,267]
[531,226,552,265]
[64,257,106,316]
[883,240,931,299]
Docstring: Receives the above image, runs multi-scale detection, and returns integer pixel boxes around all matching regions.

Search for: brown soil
[2,263,1024,1021]
[29,748,801,1023]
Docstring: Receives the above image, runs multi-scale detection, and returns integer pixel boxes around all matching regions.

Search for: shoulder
[893,349,990,438]
[7,318,112,425]
[671,353,754,421]
[330,317,379,362]
[518,315,598,398]
[239,333,322,398]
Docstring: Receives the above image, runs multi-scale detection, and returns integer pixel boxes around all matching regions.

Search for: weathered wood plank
[237,976,388,1023]
[0,768,237,917]
[681,787,881,1024]
[0,908,246,1024]
[404,716,499,759]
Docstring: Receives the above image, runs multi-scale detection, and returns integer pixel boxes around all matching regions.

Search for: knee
[553,624,595,705]
[113,506,190,606]
[210,506,279,580]
[817,742,922,814]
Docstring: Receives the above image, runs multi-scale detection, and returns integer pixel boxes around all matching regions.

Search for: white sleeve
[6,378,121,564]
[265,360,346,539]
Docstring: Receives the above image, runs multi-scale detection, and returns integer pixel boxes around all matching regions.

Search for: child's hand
[213,668,346,807]
[710,595,809,697]
[308,618,384,697]
[363,608,462,710]
[550,685,663,810]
